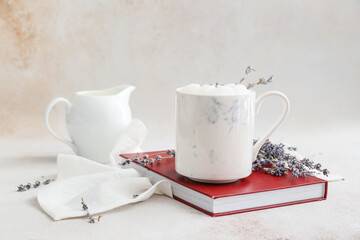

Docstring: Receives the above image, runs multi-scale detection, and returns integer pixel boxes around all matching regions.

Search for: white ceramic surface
[175,85,290,183]
[44,85,135,163]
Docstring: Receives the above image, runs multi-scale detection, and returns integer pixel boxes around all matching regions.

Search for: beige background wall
[0,0,359,150]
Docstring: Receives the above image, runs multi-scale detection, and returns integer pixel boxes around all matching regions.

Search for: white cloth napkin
[37,119,173,221]
[38,154,172,220]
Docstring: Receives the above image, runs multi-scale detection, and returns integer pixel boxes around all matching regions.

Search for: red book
[120,150,328,217]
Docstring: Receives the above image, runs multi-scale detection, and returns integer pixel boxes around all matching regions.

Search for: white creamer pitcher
[44,85,135,163]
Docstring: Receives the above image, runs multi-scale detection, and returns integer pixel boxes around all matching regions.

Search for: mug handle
[252,91,290,161]
[44,97,78,153]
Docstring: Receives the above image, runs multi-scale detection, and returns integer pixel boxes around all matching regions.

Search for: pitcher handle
[44,97,78,153]
[252,91,290,161]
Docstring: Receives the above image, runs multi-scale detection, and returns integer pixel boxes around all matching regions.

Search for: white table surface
[0,127,359,240]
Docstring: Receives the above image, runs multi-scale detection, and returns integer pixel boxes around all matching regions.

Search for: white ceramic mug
[175,88,290,183]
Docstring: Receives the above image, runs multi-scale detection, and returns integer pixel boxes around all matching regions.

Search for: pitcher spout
[116,85,135,105]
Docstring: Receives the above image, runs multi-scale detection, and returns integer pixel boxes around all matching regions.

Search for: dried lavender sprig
[25,183,32,190]
[17,184,25,192]
[205,65,273,88]
[33,180,41,188]
[16,178,54,192]
[245,65,256,74]
[81,198,101,224]
[239,66,274,89]
[81,198,89,210]
[43,179,52,185]
[120,151,175,167]
[246,75,274,89]
[167,149,176,157]
[287,146,297,151]
[252,139,330,178]
[120,159,132,166]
